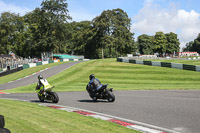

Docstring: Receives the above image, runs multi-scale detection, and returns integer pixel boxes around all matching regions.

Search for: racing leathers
[89,78,104,97]
[36,79,45,94]
[36,79,51,95]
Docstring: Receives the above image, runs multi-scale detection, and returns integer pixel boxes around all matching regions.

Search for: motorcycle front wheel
[51,92,59,103]
[107,91,115,102]
[37,94,44,102]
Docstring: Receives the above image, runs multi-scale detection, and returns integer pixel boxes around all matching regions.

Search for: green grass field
[4,58,200,93]
[0,99,139,133]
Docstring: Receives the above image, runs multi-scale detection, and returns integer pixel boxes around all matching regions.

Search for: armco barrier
[117,57,200,72]
[0,67,23,77]
[54,60,58,63]
[63,59,69,62]
[23,64,29,69]
[42,61,49,65]
[29,63,36,68]
[36,62,42,66]
[48,60,54,64]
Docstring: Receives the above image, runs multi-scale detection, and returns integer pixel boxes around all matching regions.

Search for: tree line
[182,33,200,53]
[0,0,184,59]
[137,32,180,56]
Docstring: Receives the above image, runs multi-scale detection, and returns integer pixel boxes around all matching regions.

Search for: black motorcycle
[86,84,115,102]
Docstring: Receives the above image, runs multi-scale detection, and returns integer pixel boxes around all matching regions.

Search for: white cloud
[131,1,200,49]
[0,1,31,15]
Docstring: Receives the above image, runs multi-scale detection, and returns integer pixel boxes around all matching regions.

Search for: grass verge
[4,58,200,93]
[0,99,139,133]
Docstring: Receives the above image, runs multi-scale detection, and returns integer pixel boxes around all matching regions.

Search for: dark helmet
[38,75,43,80]
[89,74,95,80]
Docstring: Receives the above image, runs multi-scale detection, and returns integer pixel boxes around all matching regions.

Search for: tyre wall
[117,57,200,72]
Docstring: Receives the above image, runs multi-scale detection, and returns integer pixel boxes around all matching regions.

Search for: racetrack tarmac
[1,90,200,133]
[0,61,81,90]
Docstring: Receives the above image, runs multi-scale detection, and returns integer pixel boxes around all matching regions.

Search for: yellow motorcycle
[36,79,59,103]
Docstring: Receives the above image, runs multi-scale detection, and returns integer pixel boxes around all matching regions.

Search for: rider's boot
[92,89,98,99]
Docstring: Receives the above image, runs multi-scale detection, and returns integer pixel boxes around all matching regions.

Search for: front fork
[37,90,43,96]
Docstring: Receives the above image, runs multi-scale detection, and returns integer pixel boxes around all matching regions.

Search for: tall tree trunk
[102,47,104,59]
[109,46,112,58]
[115,48,118,57]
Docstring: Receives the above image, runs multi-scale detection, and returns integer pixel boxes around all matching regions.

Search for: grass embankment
[4,58,200,93]
[0,99,138,133]
[0,61,73,84]
[144,59,200,65]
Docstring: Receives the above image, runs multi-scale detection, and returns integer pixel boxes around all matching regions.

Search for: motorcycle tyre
[92,96,97,102]
[37,94,44,102]
[107,91,115,102]
[0,128,11,133]
[0,115,5,128]
[51,92,59,103]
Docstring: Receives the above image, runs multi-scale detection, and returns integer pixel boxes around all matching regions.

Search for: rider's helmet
[38,75,43,80]
[89,74,95,80]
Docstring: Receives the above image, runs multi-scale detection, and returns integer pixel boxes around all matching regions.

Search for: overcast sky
[0,0,200,49]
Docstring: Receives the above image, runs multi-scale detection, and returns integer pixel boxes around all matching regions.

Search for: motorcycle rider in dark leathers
[88,74,106,98]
